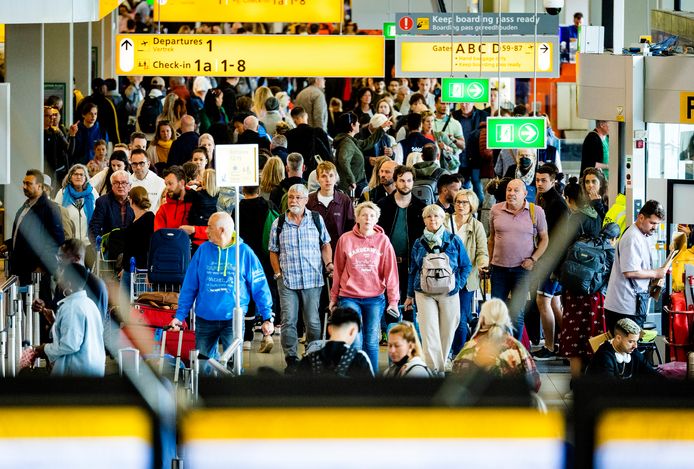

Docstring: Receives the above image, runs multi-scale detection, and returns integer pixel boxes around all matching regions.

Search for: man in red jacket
[155,165,192,231]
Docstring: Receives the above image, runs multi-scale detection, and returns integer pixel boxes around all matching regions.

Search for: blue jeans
[470,168,485,207]
[196,316,235,359]
[450,288,475,358]
[338,295,385,373]
[490,265,531,341]
[278,282,322,360]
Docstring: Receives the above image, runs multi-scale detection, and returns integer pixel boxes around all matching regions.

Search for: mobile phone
[386,308,400,319]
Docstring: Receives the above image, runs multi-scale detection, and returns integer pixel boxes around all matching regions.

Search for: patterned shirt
[268,209,331,290]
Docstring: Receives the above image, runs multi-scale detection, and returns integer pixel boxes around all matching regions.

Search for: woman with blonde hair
[146,120,177,173]
[182,168,220,249]
[330,201,399,373]
[55,163,99,249]
[383,322,432,377]
[445,189,489,357]
[259,156,285,201]
[252,86,273,117]
[452,299,540,391]
[158,93,184,131]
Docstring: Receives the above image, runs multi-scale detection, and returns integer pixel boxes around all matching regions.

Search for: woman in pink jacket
[330,201,400,372]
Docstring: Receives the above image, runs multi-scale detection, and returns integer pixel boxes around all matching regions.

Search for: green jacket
[334,128,384,191]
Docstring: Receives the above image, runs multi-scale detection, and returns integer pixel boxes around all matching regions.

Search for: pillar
[44,23,74,130]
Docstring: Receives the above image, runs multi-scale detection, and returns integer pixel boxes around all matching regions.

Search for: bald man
[168,114,200,167]
[170,212,274,359]
[488,178,549,339]
[237,114,270,150]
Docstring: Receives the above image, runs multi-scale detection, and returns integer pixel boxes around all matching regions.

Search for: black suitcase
[147,229,191,285]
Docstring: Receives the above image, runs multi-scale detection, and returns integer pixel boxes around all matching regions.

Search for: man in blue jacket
[170,212,274,359]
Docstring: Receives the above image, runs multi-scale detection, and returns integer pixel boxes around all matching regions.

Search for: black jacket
[89,192,135,244]
[580,130,604,175]
[537,187,570,236]
[587,341,660,380]
[237,129,270,150]
[285,124,332,177]
[168,131,201,167]
[297,341,374,377]
[377,193,426,263]
[8,193,65,285]
[269,176,306,209]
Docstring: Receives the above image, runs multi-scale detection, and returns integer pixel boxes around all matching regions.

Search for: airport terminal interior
[1,0,694,467]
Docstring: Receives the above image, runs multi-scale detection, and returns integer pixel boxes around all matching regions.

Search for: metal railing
[0,272,41,377]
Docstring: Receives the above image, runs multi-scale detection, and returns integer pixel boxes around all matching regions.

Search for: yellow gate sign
[153,0,343,23]
[116,34,384,77]
[395,35,559,78]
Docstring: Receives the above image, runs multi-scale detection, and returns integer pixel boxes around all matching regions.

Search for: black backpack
[138,95,163,134]
[412,167,446,205]
[560,235,614,295]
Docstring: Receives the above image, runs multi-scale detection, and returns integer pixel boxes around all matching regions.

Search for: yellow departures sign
[153,0,343,23]
[116,34,384,77]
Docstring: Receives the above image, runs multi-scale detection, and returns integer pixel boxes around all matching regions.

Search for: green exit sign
[441,78,489,103]
[383,22,396,40]
[486,117,547,149]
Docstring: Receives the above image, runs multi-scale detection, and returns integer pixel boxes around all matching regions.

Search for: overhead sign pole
[116,34,385,77]
[215,144,260,376]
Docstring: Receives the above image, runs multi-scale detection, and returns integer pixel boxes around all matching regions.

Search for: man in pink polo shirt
[488,179,549,339]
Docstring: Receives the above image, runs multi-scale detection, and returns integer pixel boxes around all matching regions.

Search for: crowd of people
[3,69,671,385]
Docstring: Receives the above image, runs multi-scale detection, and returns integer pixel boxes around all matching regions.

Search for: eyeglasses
[130,161,147,167]
[455,200,470,205]
[71,173,86,178]
[112,181,130,187]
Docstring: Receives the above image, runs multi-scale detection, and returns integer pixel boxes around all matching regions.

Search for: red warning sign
[399,16,414,31]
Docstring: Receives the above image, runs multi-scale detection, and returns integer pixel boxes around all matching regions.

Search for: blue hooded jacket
[407,230,472,298]
[175,237,272,322]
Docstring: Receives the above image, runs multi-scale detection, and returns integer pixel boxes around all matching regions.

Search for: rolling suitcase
[147,229,191,286]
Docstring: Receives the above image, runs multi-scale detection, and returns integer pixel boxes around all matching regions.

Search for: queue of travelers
[4,73,672,385]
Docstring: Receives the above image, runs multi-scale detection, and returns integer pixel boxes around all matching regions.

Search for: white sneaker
[444,358,453,373]
[243,340,252,351]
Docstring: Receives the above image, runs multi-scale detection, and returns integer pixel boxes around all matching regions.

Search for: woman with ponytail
[383,322,432,378]
[452,298,540,391]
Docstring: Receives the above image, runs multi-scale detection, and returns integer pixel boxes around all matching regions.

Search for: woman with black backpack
[558,177,620,379]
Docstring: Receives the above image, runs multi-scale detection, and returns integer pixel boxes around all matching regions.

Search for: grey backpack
[420,242,455,295]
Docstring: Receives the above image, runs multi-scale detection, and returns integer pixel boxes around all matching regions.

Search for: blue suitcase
[147,229,191,285]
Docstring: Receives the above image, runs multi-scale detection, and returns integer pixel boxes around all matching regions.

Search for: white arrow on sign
[467,82,484,100]
[518,123,539,144]
[119,38,134,72]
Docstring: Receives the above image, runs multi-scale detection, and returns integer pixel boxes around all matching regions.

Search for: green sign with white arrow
[486,117,547,149]
[441,78,489,103]
[383,22,396,40]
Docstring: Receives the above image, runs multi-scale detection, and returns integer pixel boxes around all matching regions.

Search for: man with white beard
[268,184,333,374]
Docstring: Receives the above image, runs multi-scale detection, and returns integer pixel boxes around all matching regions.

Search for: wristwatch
[273,272,282,280]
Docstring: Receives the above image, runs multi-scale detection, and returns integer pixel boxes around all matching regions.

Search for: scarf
[158,139,173,150]
[422,224,446,248]
[515,158,537,186]
[62,182,95,222]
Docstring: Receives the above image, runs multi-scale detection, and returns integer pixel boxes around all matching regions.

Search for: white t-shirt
[604,224,655,316]
[317,193,334,207]
[130,171,166,213]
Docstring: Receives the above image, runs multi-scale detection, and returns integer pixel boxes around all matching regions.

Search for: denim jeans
[338,295,385,373]
[450,288,475,358]
[196,316,235,359]
[470,168,485,207]
[278,282,322,360]
[490,265,531,341]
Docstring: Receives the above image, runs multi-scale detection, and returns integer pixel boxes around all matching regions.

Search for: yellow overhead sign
[116,34,384,77]
[153,0,343,23]
[681,91,694,124]
[396,36,559,78]
[100,0,124,19]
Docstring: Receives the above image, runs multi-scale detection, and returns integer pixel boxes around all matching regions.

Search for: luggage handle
[173,330,184,384]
